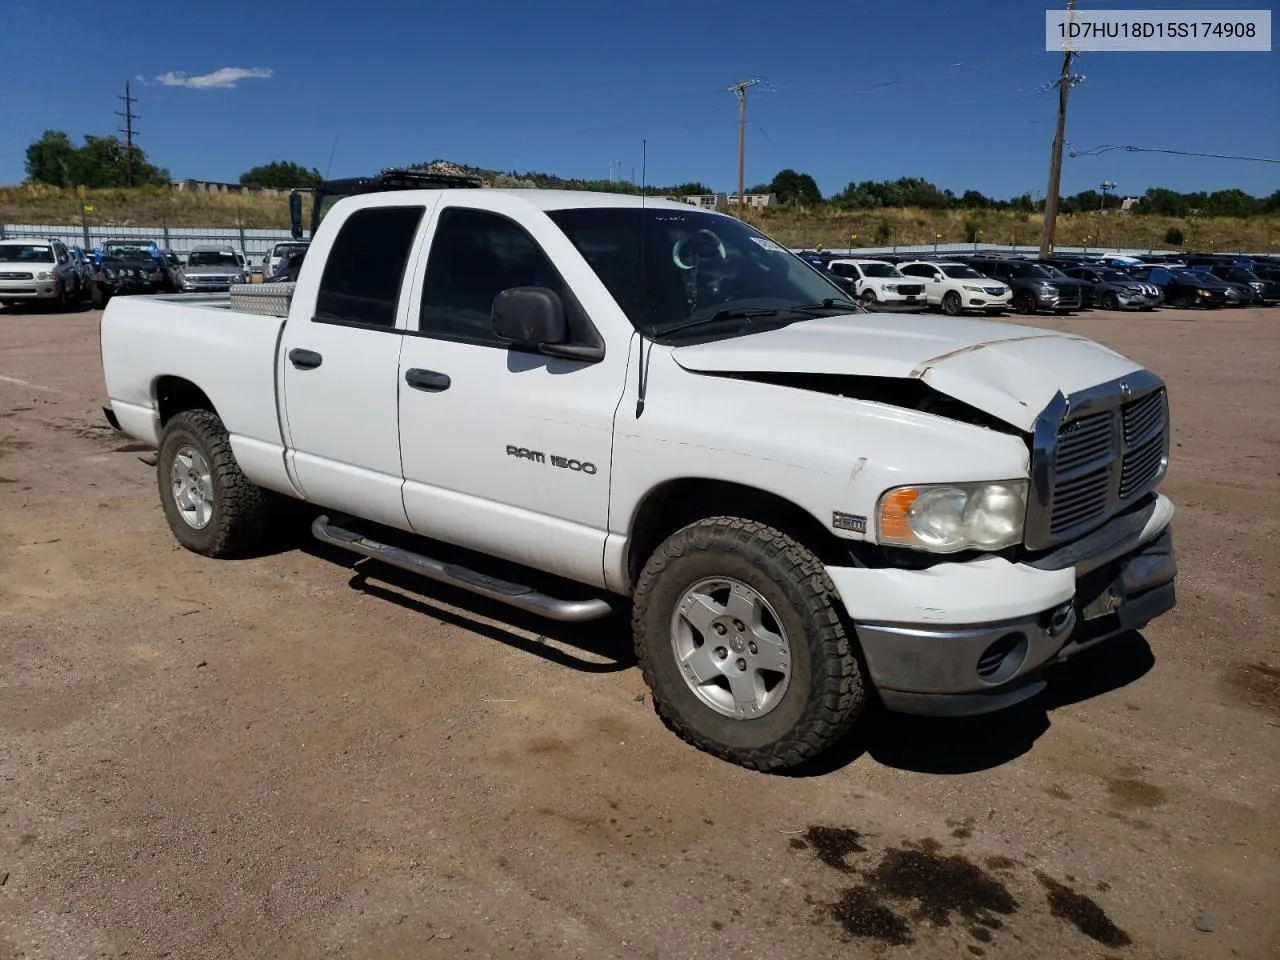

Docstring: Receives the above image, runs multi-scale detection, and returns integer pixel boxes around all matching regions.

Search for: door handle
[288,348,323,370]
[405,368,451,392]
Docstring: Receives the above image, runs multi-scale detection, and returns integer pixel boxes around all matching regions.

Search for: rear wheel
[631,517,866,771]
[157,409,270,558]
[941,291,962,316]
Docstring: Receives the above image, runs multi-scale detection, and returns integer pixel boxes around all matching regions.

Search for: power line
[1069,143,1280,164]
[115,80,141,187]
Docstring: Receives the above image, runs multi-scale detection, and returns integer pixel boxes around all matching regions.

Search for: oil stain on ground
[1037,872,1132,947]
[793,826,1133,952]
[1221,661,1280,716]
[1106,776,1168,810]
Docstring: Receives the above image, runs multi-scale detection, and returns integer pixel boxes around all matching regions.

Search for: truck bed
[100,290,289,458]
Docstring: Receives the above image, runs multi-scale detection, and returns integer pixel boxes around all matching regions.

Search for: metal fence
[0,223,307,261]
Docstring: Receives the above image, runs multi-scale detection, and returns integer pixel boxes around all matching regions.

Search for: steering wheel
[672,229,727,271]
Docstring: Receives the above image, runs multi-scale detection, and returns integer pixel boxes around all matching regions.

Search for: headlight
[962,284,984,292]
[1197,289,1211,296]
[36,270,54,281]
[1041,284,1059,295]
[877,480,1028,553]
[882,283,897,292]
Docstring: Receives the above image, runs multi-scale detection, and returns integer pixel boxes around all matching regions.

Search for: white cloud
[155,67,274,89]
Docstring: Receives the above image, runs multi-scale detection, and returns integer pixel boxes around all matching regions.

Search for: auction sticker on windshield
[749,237,784,252]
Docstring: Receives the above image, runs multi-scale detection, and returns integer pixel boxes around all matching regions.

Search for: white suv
[827,259,927,310]
[898,260,1011,316]
[0,237,83,308]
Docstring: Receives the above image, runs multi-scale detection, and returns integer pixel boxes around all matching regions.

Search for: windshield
[103,243,156,259]
[1174,270,1211,283]
[187,251,241,267]
[940,264,986,279]
[1225,268,1259,282]
[0,244,56,263]
[859,262,902,278]
[546,207,850,338]
[1036,263,1071,278]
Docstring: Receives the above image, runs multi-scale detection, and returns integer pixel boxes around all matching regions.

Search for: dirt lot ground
[0,301,1277,960]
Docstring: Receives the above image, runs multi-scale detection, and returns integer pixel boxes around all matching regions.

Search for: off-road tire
[631,517,866,771]
[157,409,269,558]
[941,291,962,316]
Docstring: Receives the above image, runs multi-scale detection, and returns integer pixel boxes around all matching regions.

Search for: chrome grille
[1026,373,1170,549]
[983,286,1005,296]
[0,272,34,280]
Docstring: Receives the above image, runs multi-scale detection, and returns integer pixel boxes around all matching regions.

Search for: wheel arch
[153,375,219,427]
[624,477,860,589]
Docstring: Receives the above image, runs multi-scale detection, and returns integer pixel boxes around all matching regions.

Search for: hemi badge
[832,511,867,534]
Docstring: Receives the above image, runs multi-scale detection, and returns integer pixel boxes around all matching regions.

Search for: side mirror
[492,286,568,344]
[492,286,604,363]
[288,193,303,240]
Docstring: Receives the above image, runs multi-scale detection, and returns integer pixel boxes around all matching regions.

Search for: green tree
[24,130,168,188]
[239,161,323,189]
[1164,226,1184,246]
[24,131,77,186]
[768,169,823,206]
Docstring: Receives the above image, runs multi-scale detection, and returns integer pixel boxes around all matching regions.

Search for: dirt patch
[984,855,1018,872]
[0,436,33,458]
[1037,872,1132,948]
[1106,777,1168,810]
[1220,662,1280,716]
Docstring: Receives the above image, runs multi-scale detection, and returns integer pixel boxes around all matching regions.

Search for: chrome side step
[311,514,613,623]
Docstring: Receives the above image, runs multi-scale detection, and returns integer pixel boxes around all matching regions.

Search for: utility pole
[1038,0,1079,257]
[116,80,141,187]
[727,77,760,216]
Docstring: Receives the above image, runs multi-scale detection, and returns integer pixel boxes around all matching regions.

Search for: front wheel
[157,409,270,558]
[1171,293,1191,309]
[1102,292,1119,310]
[631,517,866,771]
[1012,291,1037,315]
[941,291,963,316]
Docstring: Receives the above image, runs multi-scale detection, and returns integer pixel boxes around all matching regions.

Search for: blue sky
[2,0,1276,199]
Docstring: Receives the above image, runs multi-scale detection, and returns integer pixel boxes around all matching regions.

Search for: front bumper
[827,493,1177,717]
[0,281,59,299]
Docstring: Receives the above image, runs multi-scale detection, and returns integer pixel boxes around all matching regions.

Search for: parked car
[1180,268,1251,307]
[96,240,179,294]
[1062,265,1162,311]
[895,260,1011,315]
[957,258,1084,315]
[99,189,1178,771]
[0,237,84,308]
[825,259,927,309]
[1022,259,1097,308]
[1195,264,1280,305]
[182,246,252,292]
[261,240,310,279]
[1125,266,1227,309]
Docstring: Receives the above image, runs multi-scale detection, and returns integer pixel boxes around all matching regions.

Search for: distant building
[170,179,289,197]
[682,193,778,211]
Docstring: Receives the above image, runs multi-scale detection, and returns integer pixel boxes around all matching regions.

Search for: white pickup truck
[100,189,1177,771]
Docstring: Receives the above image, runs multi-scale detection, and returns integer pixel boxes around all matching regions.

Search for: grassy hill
[3,177,1275,253]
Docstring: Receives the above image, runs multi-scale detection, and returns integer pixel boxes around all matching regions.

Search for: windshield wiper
[653,299,859,341]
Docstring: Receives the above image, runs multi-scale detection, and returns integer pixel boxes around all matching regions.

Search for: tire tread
[631,516,865,772]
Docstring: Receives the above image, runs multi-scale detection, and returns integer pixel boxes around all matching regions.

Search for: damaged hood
[669,313,1144,432]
